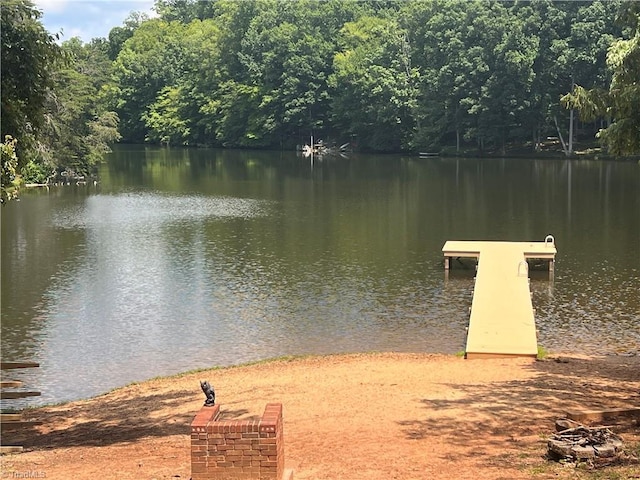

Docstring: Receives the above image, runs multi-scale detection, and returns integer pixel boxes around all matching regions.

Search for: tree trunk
[553,116,569,157]
[533,127,541,152]
[568,108,574,154]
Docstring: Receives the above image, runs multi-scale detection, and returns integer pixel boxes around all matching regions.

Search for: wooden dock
[442,237,556,359]
[1,361,41,454]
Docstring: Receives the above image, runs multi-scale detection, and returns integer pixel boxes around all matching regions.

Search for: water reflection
[1,148,639,405]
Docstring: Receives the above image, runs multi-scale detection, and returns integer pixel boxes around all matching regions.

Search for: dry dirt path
[1,353,639,479]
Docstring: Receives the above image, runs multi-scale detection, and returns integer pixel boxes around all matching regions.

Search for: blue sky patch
[35,0,156,43]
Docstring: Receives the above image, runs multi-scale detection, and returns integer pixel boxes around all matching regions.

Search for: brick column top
[191,403,287,480]
[191,405,220,433]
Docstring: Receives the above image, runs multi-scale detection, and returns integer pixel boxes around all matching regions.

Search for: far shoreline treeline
[2,0,639,202]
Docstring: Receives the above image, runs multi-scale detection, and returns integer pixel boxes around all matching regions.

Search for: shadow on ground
[6,383,261,449]
[397,355,640,472]
[5,388,197,449]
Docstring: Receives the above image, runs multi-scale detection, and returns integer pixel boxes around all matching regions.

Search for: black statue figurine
[200,380,216,406]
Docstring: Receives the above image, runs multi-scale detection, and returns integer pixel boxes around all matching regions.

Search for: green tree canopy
[562,2,640,155]
[1,2,123,199]
[330,15,418,151]
[1,0,62,166]
[4,0,635,196]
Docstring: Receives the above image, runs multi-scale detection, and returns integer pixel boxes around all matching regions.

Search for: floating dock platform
[443,237,556,359]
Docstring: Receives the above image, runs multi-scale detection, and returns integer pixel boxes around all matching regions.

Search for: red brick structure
[191,403,290,480]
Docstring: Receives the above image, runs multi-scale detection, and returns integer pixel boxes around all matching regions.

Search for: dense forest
[2,0,639,201]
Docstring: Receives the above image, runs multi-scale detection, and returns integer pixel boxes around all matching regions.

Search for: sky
[34,0,157,43]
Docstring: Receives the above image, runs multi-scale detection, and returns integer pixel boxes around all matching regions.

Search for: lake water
[2,146,639,405]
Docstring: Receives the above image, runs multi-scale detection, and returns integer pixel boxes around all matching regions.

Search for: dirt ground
[1,353,639,480]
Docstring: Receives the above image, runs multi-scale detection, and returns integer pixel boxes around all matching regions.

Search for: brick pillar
[191,403,287,480]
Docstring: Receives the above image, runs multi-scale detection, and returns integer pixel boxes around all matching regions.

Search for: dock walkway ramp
[442,239,556,359]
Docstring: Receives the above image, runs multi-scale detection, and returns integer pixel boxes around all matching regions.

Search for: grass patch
[529,463,554,476]
[537,345,549,360]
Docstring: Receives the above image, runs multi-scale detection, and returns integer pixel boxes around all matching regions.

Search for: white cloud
[36,0,156,43]
[34,0,69,14]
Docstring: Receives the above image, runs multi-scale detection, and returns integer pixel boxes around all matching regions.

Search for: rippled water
[2,147,639,405]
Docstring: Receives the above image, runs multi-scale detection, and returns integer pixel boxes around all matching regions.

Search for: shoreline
[25,351,462,408]
[14,349,640,409]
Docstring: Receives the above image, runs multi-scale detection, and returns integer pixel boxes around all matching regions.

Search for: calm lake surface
[2,146,639,405]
